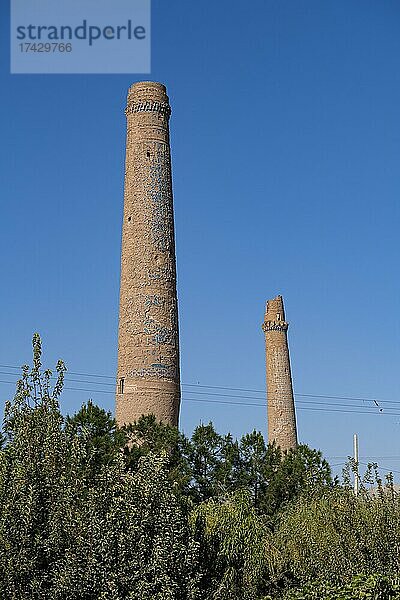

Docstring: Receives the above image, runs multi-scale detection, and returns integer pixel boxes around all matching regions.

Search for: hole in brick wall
[146,151,151,158]
[128,216,131,222]
[118,378,125,394]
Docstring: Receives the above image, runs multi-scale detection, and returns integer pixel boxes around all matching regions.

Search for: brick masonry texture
[116,82,181,427]
[262,295,298,451]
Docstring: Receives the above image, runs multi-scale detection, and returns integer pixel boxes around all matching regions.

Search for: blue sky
[1,1,400,477]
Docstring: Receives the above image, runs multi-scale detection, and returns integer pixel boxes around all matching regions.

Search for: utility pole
[353,433,359,496]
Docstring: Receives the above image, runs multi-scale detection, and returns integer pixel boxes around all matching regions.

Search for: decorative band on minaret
[262,295,298,450]
[116,82,181,427]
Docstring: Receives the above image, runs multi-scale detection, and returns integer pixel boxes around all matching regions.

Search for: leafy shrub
[0,335,199,600]
[192,490,279,600]
[276,487,400,585]
[283,574,400,600]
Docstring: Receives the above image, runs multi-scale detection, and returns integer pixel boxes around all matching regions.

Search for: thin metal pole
[353,433,359,496]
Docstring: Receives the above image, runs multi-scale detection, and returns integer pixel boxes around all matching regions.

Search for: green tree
[122,414,194,504]
[259,444,334,518]
[192,490,280,600]
[66,399,126,476]
[66,410,334,521]
[283,574,400,600]
[276,483,400,588]
[0,334,199,600]
[186,423,239,503]
[228,432,334,520]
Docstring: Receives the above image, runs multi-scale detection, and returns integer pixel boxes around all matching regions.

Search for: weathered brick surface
[262,295,298,450]
[116,82,180,427]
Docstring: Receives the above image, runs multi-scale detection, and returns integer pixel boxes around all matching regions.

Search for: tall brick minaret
[116,82,180,427]
[262,295,298,450]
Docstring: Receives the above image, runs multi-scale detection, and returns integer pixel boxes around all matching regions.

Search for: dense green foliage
[0,336,198,599]
[192,490,279,600]
[284,574,400,600]
[119,415,334,519]
[1,335,400,599]
[276,485,400,586]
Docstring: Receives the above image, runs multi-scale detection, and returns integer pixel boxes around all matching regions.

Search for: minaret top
[263,295,288,332]
[265,295,285,321]
[128,80,167,97]
[126,81,170,117]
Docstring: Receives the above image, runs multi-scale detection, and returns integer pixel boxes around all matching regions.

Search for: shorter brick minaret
[262,295,298,451]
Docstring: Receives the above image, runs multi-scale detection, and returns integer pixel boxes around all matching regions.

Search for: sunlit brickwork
[116,82,180,427]
[262,295,298,450]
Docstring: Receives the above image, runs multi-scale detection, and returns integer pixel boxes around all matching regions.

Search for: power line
[1,380,400,417]
[178,389,400,406]
[295,406,400,416]
[0,375,396,415]
[1,376,396,421]
[330,461,400,477]
[327,460,400,478]
[0,366,397,408]
[359,461,400,476]
[323,460,400,476]
[327,456,400,460]
[0,365,115,380]
[1,366,399,418]
[3,372,400,475]
[0,371,116,388]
